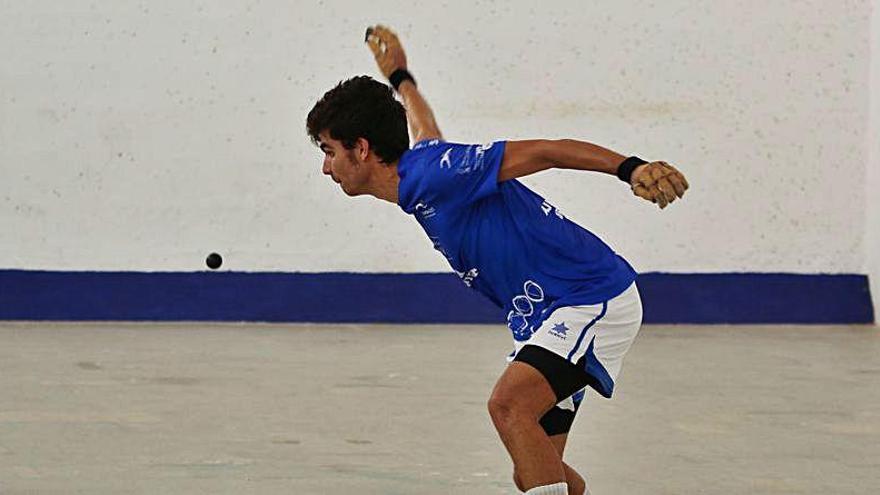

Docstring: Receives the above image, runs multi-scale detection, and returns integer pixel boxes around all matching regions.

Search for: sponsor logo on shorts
[549,322,569,340]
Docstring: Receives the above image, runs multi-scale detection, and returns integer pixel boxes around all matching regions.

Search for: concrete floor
[0,322,878,495]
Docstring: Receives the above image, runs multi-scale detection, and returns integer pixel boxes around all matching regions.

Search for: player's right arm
[366,25,443,143]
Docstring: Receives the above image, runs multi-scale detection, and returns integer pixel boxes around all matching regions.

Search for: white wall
[868,0,880,319]
[0,0,872,274]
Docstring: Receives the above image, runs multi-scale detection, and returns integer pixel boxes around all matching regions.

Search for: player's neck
[366,161,400,205]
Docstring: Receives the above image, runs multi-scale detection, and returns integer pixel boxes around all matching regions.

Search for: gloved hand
[631,161,689,209]
[365,25,408,80]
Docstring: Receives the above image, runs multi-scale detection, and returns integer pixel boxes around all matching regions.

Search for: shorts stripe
[566,301,607,362]
[582,334,614,398]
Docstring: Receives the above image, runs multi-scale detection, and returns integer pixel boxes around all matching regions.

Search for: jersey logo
[540,200,566,220]
[429,235,450,258]
[454,267,480,288]
[414,201,436,219]
[413,139,441,150]
[456,143,490,175]
[507,280,546,341]
[439,148,453,169]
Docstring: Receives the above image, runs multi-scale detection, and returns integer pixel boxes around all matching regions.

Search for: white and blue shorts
[509,282,643,435]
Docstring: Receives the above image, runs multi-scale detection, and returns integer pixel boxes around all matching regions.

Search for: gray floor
[0,322,878,495]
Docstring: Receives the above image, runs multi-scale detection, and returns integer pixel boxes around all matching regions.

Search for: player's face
[318,132,369,196]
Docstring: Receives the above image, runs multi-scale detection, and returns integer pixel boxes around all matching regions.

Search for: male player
[306,25,688,495]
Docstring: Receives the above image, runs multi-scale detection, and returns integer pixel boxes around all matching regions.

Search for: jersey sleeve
[418,141,507,207]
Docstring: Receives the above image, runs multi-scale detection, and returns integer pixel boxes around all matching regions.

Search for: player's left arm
[499,139,689,209]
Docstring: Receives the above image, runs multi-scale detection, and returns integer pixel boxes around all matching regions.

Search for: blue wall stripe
[637,273,874,324]
[0,270,874,324]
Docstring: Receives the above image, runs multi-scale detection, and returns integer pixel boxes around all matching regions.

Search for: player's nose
[322,159,331,175]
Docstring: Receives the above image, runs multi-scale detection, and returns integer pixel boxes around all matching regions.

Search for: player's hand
[365,25,407,79]
[630,162,689,209]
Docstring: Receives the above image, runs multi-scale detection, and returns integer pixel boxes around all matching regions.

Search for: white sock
[524,482,568,494]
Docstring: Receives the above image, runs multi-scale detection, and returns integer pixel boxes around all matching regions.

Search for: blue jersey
[397,139,637,343]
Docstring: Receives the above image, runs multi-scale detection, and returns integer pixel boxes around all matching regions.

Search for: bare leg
[488,362,566,490]
[550,434,586,495]
[515,462,585,494]
[514,433,587,494]
[562,461,586,495]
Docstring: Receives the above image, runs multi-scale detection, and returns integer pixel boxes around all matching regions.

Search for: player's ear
[355,137,371,162]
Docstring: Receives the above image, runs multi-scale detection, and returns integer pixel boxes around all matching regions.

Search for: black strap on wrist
[389,69,415,91]
[617,156,648,183]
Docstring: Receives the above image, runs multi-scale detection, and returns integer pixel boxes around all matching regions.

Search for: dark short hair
[306,75,409,164]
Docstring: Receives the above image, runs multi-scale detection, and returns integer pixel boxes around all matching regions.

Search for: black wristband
[616,156,648,183]
[389,69,415,91]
